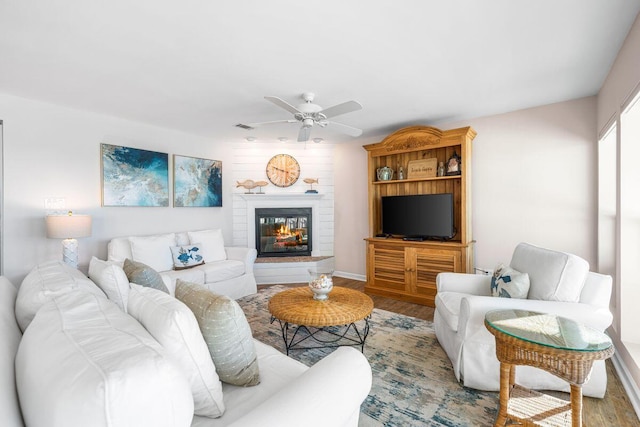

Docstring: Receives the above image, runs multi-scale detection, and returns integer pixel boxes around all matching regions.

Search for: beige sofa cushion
[123,259,169,294]
[176,280,260,387]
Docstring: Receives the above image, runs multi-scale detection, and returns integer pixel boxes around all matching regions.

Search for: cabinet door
[368,244,407,292]
[413,248,461,305]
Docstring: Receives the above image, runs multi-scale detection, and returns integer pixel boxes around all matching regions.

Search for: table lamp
[45,211,92,268]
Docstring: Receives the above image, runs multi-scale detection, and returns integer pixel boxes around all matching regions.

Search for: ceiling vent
[235,123,254,130]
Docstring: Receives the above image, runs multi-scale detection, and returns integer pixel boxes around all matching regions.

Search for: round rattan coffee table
[485,310,614,427]
[268,286,374,355]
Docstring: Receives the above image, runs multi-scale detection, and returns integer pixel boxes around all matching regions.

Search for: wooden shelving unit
[363,125,476,307]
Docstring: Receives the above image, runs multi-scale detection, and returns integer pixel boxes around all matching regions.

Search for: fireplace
[255,207,312,257]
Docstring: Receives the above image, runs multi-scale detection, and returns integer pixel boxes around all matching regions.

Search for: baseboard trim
[333,270,365,282]
[611,351,640,421]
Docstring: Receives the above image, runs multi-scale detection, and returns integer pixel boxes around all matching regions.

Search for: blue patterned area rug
[237,285,498,427]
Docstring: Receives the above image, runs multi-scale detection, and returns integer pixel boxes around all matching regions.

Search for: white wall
[449,97,598,270]
[333,137,372,279]
[333,97,598,277]
[230,141,335,255]
[0,93,235,284]
[598,13,640,135]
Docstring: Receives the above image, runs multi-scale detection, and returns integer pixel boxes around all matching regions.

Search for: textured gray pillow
[175,279,260,387]
[123,259,169,294]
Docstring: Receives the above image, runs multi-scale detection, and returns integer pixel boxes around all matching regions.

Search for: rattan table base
[485,317,614,427]
[268,286,374,355]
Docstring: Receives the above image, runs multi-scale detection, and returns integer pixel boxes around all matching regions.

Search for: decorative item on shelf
[308,269,334,301]
[446,151,461,176]
[45,211,92,269]
[407,158,437,179]
[376,166,394,181]
[236,179,258,194]
[304,178,319,193]
[255,180,269,194]
[397,164,405,180]
[437,162,445,177]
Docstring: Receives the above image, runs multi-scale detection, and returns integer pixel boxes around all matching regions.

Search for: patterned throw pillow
[490,264,530,299]
[170,245,205,270]
[175,279,260,387]
[123,259,169,294]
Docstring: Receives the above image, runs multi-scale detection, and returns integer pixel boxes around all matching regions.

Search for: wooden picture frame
[446,151,461,176]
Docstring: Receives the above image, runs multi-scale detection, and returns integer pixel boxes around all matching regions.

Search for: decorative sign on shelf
[407,158,438,179]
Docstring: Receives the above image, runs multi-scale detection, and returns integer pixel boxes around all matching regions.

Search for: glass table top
[485,309,613,352]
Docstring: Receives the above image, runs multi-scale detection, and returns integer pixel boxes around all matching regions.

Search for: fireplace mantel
[239,193,324,201]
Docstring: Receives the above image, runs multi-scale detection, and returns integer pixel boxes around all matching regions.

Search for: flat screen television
[381,193,455,240]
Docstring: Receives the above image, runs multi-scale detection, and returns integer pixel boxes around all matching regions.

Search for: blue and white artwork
[173,155,222,207]
[101,144,169,207]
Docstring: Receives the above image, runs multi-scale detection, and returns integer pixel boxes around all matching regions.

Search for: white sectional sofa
[2,261,372,427]
[107,229,257,299]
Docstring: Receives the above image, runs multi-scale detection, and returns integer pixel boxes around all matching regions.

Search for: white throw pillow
[509,243,589,302]
[127,284,225,418]
[15,261,106,332]
[129,233,176,272]
[15,291,193,427]
[188,229,226,262]
[490,264,530,299]
[88,256,130,312]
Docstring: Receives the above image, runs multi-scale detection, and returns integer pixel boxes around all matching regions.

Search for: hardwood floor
[260,277,639,426]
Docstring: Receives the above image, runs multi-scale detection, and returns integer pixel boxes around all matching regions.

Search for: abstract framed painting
[101,144,169,207]
[173,154,222,207]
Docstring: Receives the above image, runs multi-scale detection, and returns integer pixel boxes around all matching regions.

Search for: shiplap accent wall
[231,141,334,256]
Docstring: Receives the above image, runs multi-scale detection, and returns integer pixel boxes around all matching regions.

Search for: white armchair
[434,242,613,398]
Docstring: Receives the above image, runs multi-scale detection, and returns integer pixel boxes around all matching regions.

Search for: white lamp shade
[46,214,92,239]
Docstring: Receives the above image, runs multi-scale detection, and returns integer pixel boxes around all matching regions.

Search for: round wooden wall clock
[266,154,300,188]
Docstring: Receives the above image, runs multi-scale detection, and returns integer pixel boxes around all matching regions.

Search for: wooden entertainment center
[363,125,476,307]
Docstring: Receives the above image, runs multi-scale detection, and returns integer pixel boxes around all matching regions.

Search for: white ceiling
[1,1,639,143]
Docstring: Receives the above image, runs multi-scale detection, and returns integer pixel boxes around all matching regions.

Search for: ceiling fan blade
[265,96,302,115]
[320,100,363,119]
[298,126,312,142]
[325,121,363,137]
[247,119,297,127]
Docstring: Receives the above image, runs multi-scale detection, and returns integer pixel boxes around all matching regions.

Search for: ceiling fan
[242,92,363,142]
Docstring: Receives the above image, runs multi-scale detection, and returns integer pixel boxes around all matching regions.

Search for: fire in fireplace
[255,207,312,257]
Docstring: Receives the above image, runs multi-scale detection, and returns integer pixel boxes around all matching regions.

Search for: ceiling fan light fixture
[302,118,314,128]
[313,138,323,143]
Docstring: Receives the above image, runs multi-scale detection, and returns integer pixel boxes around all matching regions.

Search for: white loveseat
[2,261,373,427]
[108,230,257,299]
[434,242,613,398]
